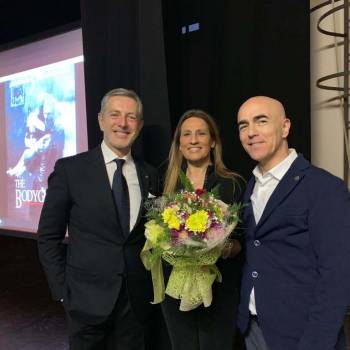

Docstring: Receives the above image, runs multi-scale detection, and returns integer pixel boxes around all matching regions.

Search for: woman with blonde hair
[161,109,245,350]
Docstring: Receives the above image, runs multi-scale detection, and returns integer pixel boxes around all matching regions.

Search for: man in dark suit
[236,96,350,350]
[37,88,159,350]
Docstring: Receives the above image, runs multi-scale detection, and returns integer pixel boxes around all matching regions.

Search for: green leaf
[179,170,194,191]
[210,184,220,198]
[226,202,244,224]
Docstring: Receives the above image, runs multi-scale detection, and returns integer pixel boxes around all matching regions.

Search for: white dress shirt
[101,141,141,232]
[249,149,298,315]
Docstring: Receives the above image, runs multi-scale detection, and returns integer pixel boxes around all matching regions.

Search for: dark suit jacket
[37,146,159,325]
[238,154,350,350]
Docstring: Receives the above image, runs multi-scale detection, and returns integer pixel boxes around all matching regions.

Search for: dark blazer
[238,154,350,350]
[37,146,159,325]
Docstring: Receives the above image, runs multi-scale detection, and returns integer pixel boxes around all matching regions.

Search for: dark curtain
[162,0,310,179]
[80,0,171,167]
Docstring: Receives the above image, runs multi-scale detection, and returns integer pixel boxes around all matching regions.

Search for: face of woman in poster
[179,116,214,167]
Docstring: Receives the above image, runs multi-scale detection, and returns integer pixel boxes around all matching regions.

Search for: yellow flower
[162,207,174,222]
[145,220,164,245]
[162,207,181,230]
[186,210,209,233]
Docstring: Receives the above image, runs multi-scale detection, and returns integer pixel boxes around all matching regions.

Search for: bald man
[236,96,350,350]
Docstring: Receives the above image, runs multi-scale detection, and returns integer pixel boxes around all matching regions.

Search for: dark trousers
[245,318,270,350]
[245,317,347,350]
[161,287,239,350]
[66,280,148,350]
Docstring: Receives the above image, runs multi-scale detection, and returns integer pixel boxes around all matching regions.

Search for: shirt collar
[101,140,132,164]
[253,149,298,182]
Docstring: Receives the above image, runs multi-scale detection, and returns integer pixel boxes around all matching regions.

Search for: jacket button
[254,240,261,247]
[252,271,258,278]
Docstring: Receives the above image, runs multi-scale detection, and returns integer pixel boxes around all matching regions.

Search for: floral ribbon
[141,244,223,311]
[140,240,166,304]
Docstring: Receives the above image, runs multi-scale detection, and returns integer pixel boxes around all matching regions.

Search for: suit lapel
[256,155,310,232]
[87,147,114,205]
[135,160,149,200]
[133,159,149,230]
[244,176,255,204]
[243,177,257,234]
[86,147,123,240]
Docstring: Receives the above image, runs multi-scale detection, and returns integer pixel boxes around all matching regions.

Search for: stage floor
[0,235,68,350]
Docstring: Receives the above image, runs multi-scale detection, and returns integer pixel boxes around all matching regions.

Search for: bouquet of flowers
[140,173,241,311]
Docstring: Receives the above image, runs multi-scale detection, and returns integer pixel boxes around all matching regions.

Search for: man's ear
[98,113,104,131]
[282,118,291,138]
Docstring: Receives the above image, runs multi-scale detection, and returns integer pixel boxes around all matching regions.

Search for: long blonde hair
[163,109,240,194]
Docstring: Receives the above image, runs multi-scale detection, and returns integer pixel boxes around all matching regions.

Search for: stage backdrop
[0,0,310,223]
[80,0,172,167]
[162,0,310,179]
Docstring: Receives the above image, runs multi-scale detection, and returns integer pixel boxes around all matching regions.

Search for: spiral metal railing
[311,2,350,347]
[311,0,350,187]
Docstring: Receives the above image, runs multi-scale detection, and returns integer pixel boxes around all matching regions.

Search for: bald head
[238,96,286,122]
[237,96,291,172]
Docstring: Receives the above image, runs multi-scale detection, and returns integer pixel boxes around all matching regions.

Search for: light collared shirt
[249,149,298,315]
[101,141,141,232]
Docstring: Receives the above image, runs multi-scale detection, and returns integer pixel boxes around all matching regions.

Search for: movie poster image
[4,62,77,231]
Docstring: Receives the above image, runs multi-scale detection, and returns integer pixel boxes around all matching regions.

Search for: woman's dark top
[202,165,245,291]
[160,164,246,350]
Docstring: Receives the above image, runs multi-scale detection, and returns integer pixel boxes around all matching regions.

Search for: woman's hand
[221,239,242,259]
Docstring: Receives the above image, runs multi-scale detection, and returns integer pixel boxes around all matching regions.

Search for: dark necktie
[112,159,130,236]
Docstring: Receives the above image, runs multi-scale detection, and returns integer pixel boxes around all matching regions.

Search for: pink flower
[206,226,225,241]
